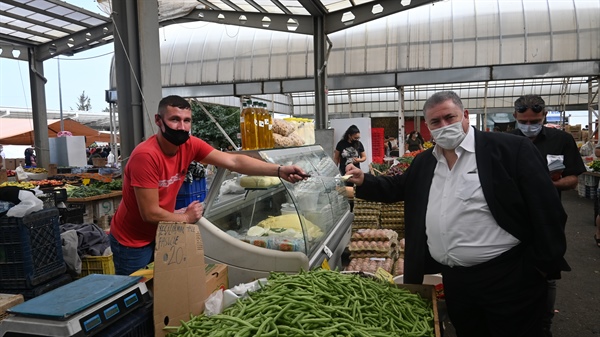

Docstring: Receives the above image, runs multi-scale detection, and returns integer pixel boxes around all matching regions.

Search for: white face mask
[516,121,543,137]
[429,115,467,150]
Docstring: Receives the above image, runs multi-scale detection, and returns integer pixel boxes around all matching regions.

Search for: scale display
[0,274,150,337]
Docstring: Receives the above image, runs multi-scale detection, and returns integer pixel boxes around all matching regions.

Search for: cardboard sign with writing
[153,222,207,337]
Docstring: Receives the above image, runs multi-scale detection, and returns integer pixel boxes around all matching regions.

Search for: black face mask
[161,118,190,146]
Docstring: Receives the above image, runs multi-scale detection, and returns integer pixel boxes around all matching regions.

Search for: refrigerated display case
[198,145,353,285]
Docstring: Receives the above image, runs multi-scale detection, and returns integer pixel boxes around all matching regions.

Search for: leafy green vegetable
[67,185,111,198]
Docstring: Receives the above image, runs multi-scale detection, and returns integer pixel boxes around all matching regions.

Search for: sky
[0,1,113,113]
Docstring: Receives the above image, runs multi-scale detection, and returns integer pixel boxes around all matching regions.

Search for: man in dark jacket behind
[346,91,569,337]
[509,94,585,337]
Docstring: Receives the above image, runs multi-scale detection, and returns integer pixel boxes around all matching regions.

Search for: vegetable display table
[67,191,122,227]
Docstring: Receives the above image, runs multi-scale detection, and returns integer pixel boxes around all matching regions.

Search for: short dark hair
[423,91,464,117]
[158,95,191,116]
[514,95,546,113]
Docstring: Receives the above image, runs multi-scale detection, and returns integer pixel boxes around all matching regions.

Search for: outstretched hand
[344,164,365,186]
[278,165,309,183]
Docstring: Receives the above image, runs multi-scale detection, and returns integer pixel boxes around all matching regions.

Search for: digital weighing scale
[0,274,151,337]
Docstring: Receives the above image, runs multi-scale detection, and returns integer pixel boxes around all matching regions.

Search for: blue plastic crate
[178,178,207,195]
[0,208,66,289]
[175,191,207,209]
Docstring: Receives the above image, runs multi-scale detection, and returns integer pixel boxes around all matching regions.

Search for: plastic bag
[203,289,224,316]
[220,178,245,195]
[580,141,594,156]
[15,165,28,181]
[6,190,44,217]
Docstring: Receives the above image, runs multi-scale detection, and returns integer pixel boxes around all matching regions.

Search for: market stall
[200,145,354,285]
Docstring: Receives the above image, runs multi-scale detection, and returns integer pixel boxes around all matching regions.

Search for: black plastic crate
[37,194,56,209]
[0,208,66,289]
[0,273,72,300]
[59,204,86,224]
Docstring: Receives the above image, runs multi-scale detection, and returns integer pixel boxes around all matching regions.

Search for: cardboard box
[92,157,107,167]
[0,170,6,183]
[15,159,25,168]
[48,164,57,177]
[4,159,16,171]
[153,222,207,337]
[205,264,228,297]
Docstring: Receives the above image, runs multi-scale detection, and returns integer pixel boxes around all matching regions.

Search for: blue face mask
[516,121,543,137]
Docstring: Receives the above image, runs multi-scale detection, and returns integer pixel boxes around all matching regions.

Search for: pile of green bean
[165,269,435,337]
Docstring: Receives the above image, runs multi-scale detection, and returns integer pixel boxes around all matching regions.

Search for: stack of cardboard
[566,124,582,141]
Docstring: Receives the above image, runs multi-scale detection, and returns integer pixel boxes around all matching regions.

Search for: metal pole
[483,81,489,131]
[398,86,405,153]
[109,103,117,162]
[57,56,64,131]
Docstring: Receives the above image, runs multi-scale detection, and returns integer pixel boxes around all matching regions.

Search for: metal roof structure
[156,0,599,119]
[1,0,599,166]
[0,0,113,61]
[0,0,436,61]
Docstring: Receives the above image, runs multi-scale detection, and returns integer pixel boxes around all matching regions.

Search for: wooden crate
[0,294,24,321]
[397,284,442,337]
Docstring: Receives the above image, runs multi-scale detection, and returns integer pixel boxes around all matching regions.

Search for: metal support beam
[397,86,405,152]
[313,16,327,130]
[0,44,28,61]
[113,0,144,164]
[138,0,162,138]
[326,0,438,34]
[28,48,50,168]
[36,24,114,61]
[175,10,314,35]
[111,0,162,164]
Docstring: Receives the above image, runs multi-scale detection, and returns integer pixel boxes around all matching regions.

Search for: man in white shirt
[347,91,569,337]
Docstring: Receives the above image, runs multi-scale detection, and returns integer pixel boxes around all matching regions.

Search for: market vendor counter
[67,191,122,227]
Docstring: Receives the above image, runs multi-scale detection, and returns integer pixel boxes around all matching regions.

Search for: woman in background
[405,131,424,153]
[333,125,366,176]
[24,147,36,167]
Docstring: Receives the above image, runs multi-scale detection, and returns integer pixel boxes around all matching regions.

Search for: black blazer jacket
[356,127,570,284]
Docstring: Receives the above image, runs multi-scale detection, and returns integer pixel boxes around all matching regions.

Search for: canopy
[0,118,118,147]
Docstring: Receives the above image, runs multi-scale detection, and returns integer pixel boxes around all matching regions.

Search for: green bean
[165,269,435,337]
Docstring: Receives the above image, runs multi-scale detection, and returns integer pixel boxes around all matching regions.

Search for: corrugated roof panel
[43,29,64,38]
[346,25,367,73]
[8,19,32,29]
[185,29,208,85]
[251,31,274,80]
[474,0,501,67]
[287,34,312,78]
[11,31,35,40]
[232,28,256,82]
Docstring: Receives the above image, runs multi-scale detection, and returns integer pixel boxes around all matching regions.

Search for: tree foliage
[190,101,241,150]
[73,91,92,111]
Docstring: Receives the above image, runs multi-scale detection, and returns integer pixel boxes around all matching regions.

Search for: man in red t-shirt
[109,95,307,275]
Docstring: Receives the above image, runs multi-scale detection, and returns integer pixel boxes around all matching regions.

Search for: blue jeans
[109,234,155,276]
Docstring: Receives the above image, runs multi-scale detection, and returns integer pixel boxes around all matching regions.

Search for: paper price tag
[375,267,394,284]
[82,178,90,186]
[321,258,331,270]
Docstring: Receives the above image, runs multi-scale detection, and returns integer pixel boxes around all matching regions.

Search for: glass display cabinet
[198,145,353,285]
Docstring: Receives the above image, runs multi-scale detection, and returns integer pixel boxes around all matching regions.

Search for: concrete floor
[442,189,600,337]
